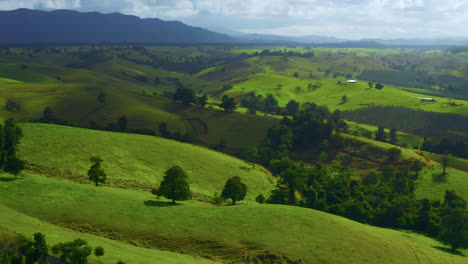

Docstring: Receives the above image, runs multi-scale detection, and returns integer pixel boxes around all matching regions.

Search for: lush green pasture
[0,80,278,149]
[0,173,466,264]
[17,123,276,200]
[0,204,219,264]
[221,72,468,115]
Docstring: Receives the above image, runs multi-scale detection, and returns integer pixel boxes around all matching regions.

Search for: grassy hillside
[0,80,278,149]
[343,134,468,202]
[0,204,219,264]
[0,173,466,263]
[17,123,276,200]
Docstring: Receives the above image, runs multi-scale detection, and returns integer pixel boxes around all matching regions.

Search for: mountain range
[0,9,467,46]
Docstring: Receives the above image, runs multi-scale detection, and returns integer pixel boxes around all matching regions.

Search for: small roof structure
[346,80,358,83]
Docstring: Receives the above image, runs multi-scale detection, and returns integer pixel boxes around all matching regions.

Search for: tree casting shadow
[144,200,181,207]
[0,176,17,182]
[433,246,465,256]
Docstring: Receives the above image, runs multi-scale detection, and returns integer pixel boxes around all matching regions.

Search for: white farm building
[346,80,358,83]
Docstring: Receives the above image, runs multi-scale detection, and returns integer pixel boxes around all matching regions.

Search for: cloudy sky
[1,0,467,39]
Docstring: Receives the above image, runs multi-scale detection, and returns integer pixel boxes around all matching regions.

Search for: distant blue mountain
[0,9,234,44]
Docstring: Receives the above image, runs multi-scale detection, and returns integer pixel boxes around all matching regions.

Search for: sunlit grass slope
[222,72,468,116]
[18,123,276,200]
[0,173,466,264]
[0,204,219,264]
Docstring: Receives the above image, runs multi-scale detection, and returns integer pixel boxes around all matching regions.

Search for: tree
[375,126,386,142]
[94,246,104,264]
[389,128,398,144]
[159,122,171,138]
[220,95,236,112]
[341,95,348,104]
[293,72,299,78]
[221,176,247,205]
[263,94,278,114]
[375,83,384,90]
[438,209,468,251]
[285,100,299,116]
[97,92,106,104]
[280,164,308,205]
[368,81,374,89]
[410,160,423,178]
[198,94,208,107]
[52,239,92,264]
[5,156,25,180]
[40,107,56,124]
[362,171,378,186]
[19,232,49,264]
[256,194,266,204]
[386,147,401,163]
[154,165,191,203]
[87,157,107,186]
[441,155,451,176]
[173,86,195,105]
[118,115,128,131]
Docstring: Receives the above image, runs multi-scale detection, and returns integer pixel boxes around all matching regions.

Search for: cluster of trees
[173,86,208,107]
[421,137,466,159]
[240,92,300,116]
[0,232,119,264]
[257,49,315,58]
[375,127,399,145]
[264,157,468,251]
[256,103,347,165]
[0,119,25,179]
[151,165,247,205]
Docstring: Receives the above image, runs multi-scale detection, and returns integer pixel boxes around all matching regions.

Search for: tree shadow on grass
[432,246,465,256]
[144,200,181,207]
[0,176,17,182]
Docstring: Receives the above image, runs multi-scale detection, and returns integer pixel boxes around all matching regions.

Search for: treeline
[262,149,468,251]
[240,92,299,116]
[421,137,467,159]
[257,49,315,58]
[0,231,126,264]
[343,106,468,143]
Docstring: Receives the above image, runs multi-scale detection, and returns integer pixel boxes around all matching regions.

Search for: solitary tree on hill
[153,165,191,203]
[94,246,104,264]
[375,83,384,90]
[87,156,107,186]
[389,128,398,144]
[341,95,348,104]
[221,176,247,205]
[368,81,374,89]
[118,115,128,131]
[441,155,451,176]
[375,127,386,142]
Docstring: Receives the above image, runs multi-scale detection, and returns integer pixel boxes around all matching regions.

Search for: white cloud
[0,0,81,10]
